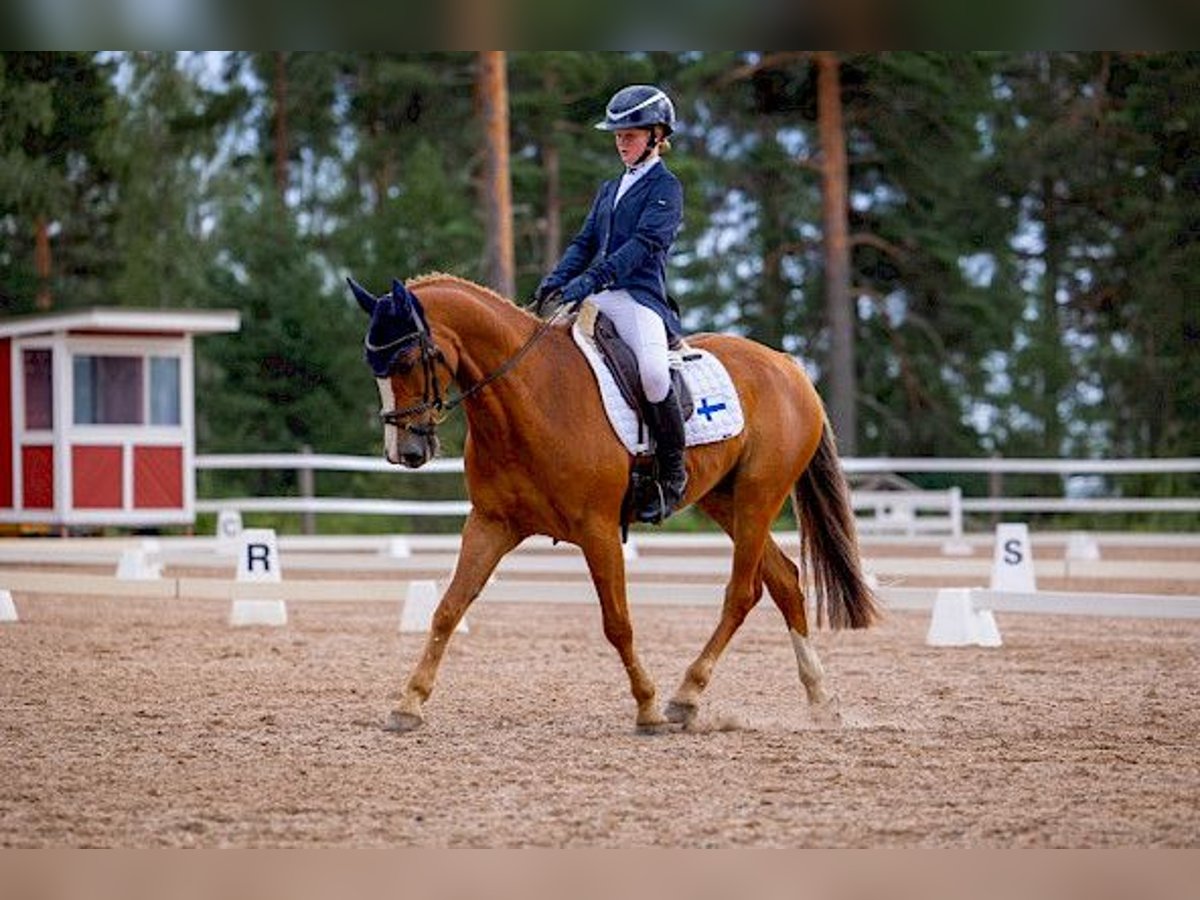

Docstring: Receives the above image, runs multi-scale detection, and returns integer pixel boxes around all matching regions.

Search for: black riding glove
[559,272,598,310]
[532,278,563,315]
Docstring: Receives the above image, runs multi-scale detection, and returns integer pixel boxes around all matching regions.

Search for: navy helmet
[594,85,676,136]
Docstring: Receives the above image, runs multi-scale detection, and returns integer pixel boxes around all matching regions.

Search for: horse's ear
[392,278,431,335]
[346,277,377,315]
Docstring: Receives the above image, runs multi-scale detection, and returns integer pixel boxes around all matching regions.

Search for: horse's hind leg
[691,493,835,719]
[580,530,666,732]
[664,492,776,726]
[387,512,519,732]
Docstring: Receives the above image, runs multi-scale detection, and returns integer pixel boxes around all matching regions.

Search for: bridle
[372,302,568,435]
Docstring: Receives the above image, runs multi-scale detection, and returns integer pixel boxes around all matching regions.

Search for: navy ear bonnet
[347,277,431,377]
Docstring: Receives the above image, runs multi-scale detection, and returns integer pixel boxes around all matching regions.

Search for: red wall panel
[73,445,123,508]
[134,445,183,508]
[21,445,53,509]
[0,339,11,508]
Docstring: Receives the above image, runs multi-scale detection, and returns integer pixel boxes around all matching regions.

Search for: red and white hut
[0,307,240,531]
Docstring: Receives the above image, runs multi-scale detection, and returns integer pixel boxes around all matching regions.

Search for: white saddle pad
[572,303,745,455]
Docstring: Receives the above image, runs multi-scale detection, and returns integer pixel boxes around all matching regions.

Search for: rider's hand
[559,273,597,310]
[532,278,563,315]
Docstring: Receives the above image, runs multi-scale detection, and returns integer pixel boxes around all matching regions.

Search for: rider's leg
[590,291,687,521]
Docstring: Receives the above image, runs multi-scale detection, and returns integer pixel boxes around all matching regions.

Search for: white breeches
[588,289,671,403]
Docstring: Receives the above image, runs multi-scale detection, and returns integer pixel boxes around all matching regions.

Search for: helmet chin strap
[632,128,659,167]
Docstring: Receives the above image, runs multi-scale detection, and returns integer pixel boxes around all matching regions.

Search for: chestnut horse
[349,273,878,732]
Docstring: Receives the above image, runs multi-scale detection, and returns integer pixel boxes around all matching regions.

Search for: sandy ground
[2,583,1198,849]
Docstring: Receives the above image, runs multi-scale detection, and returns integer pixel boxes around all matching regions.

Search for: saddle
[588,310,696,539]
[591,311,695,436]
[571,301,745,539]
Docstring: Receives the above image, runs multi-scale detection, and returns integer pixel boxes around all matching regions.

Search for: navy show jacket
[545,160,684,336]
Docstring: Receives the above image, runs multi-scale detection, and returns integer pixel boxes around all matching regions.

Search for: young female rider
[533,84,686,523]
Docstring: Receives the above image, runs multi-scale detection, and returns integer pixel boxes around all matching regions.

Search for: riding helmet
[595,85,676,136]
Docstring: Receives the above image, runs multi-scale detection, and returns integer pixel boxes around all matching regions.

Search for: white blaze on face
[376,377,400,463]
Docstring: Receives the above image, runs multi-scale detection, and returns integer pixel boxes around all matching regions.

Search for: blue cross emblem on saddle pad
[696,398,727,422]
[572,317,746,455]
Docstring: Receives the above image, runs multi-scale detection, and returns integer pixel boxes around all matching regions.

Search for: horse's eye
[394,347,421,373]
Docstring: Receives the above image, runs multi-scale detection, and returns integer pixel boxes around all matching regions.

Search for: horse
[348,273,879,733]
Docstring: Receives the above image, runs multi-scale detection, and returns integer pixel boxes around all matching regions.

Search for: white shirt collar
[623,156,660,178]
[614,157,660,206]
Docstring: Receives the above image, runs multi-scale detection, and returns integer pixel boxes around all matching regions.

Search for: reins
[378,302,569,433]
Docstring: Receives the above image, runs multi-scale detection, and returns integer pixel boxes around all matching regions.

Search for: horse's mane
[406,272,536,321]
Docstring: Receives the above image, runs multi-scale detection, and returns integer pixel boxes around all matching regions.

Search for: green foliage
[0,51,117,312]
[1,52,1196,530]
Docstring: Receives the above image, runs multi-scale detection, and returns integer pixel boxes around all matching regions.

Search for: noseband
[373,304,567,435]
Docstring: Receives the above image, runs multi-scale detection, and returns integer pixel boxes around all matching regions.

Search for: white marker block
[116,548,162,581]
[237,529,281,583]
[0,589,17,623]
[400,580,467,634]
[229,598,288,627]
[622,538,639,561]
[990,522,1036,592]
[940,538,974,557]
[216,508,244,554]
[926,588,1002,647]
[1066,531,1101,561]
[386,536,412,559]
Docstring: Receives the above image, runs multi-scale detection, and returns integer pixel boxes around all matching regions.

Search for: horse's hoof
[635,717,678,735]
[383,710,424,733]
[810,697,842,728]
[664,699,698,726]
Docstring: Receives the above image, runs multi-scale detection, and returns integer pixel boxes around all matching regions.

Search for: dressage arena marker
[216,508,244,554]
[400,579,467,634]
[0,589,16,622]
[385,536,412,558]
[1066,530,1102,561]
[230,528,287,627]
[926,588,1003,647]
[115,540,163,581]
[924,521,1019,646]
[990,522,1036,592]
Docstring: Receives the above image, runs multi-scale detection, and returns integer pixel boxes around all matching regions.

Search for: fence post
[299,444,316,535]
[989,452,1003,528]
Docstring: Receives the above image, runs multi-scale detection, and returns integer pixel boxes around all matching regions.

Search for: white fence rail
[194,453,1200,529]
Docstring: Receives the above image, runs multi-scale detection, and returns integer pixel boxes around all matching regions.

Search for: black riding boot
[638,389,689,523]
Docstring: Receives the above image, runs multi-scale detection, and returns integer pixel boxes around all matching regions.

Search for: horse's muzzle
[388,430,438,469]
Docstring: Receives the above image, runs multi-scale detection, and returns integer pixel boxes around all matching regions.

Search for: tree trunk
[541,141,562,274]
[1038,175,1066,455]
[541,69,562,274]
[34,215,51,310]
[756,123,789,350]
[816,51,857,455]
[272,52,289,202]
[477,51,515,298]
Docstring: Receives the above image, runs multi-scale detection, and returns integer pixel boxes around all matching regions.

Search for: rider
[533,84,687,523]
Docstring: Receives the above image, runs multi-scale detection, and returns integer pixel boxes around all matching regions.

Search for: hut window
[149,356,181,425]
[73,355,144,425]
[23,349,53,430]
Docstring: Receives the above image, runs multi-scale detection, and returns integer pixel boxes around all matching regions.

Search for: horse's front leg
[665,492,776,727]
[386,512,519,732]
[580,530,667,733]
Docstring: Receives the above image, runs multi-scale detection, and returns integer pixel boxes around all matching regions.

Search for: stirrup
[636,481,669,524]
[636,478,684,525]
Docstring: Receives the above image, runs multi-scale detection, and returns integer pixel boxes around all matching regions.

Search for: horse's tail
[792,422,881,630]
